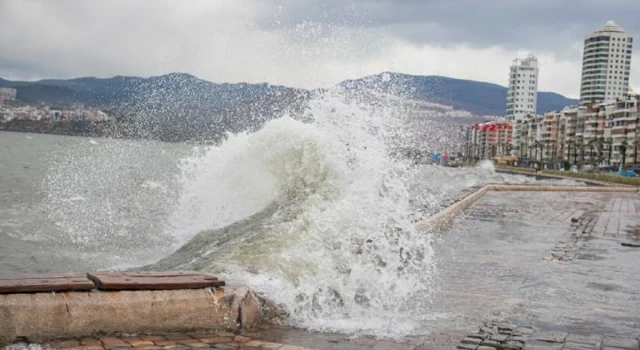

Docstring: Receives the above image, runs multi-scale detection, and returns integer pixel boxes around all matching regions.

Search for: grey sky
[1,0,640,98]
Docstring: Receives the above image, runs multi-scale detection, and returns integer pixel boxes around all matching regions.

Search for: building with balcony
[580,21,633,104]
[506,54,539,121]
[0,88,17,105]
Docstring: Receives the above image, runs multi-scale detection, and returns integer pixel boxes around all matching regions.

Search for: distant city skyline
[2,0,640,98]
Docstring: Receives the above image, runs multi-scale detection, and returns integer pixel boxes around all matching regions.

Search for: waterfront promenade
[5,189,640,350]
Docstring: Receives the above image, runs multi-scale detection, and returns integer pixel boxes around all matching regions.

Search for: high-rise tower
[580,21,633,104]
[506,54,539,121]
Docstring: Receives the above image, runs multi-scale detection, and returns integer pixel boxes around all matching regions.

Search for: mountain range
[0,72,578,141]
[1,72,577,116]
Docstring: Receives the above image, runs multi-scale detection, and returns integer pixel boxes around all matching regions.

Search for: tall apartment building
[506,54,539,121]
[580,20,633,104]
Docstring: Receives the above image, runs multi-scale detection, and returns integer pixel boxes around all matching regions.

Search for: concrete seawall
[415,184,639,232]
[0,286,272,345]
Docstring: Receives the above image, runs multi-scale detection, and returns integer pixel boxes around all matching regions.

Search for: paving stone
[481,340,501,348]
[481,327,497,334]
[602,337,639,349]
[469,332,490,340]
[462,338,483,345]
[162,346,190,350]
[534,332,567,343]
[200,337,233,344]
[125,339,156,348]
[51,340,82,348]
[154,340,180,346]
[501,341,523,350]
[164,335,194,341]
[233,336,252,343]
[108,347,134,350]
[490,334,509,342]
[216,332,236,337]
[279,345,306,350]
[562,342,597,350]
[457,344,478,350]
[141,336,166,342]
[100,337,130,349]
[260,343,282,348]
[80,338,104,347]
[478,347,497,350]
[184,342,210,349]
[244,340,267,347]
[565,334,602,346]
[72,346,105,350]
[213,345,236,350]
[523,345,561,350]
[510,336,526,343]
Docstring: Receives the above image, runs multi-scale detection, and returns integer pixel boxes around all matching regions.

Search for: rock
[500,341,523,350]
[510,336,526,343]
[481,340,501,348]
[480,326,496,334]
[457,344,478,350]
[462,338,482,345]
[490,334,509,342]
[233,335,252,343]
[478,347,497,350]
[468,332,489,340]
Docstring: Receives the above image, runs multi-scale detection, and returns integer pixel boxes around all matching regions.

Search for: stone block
[0,289,239,345]
[51,340,81,348]
[565,334,602,346]
[602,337,639,349]
[468,332,489,340]
[140,336,166,342]
[101,337,129,348]
[478,347,497,350]
[562,342,597,350]
[490,334,508,342]
[80,338,103,346]
[534,332,567,343]
[462,338,482,345]
[213,345,236,350]
[233,335,252,343]
[244,340,267,347]
[501,341,524,350]
[481,340,501,348]
[200,337,233,344]
[125,339,155,348]
[457,344,478,350]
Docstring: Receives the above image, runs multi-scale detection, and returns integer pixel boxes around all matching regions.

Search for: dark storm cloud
[256,0,640,52]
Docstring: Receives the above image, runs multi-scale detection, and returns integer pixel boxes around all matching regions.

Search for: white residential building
[0,88,17,105]
[580,20,633,104]
[506,54,539,121]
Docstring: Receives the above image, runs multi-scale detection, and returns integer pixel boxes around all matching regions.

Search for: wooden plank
[0,274,95,294]
[87,271,225,291]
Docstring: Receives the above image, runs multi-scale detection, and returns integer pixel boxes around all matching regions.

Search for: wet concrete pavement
[8,191,640,350]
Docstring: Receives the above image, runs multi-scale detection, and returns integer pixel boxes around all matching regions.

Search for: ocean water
[0,91,580,337]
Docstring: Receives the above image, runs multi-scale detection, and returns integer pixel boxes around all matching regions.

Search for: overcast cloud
[1,0,640,98]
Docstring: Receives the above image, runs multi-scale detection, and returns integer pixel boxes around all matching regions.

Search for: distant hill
[0,72,579,141]
[339,72,578,116]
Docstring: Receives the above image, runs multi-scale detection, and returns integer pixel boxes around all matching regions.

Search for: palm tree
[619,139,628,169]
[587,138,599,163]
[633,140,638,166]
[595,137,606,166]
[566,140,575,164]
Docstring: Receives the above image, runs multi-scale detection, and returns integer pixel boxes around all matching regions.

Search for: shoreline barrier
[0,272,274,345]
[415,184,639,232]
